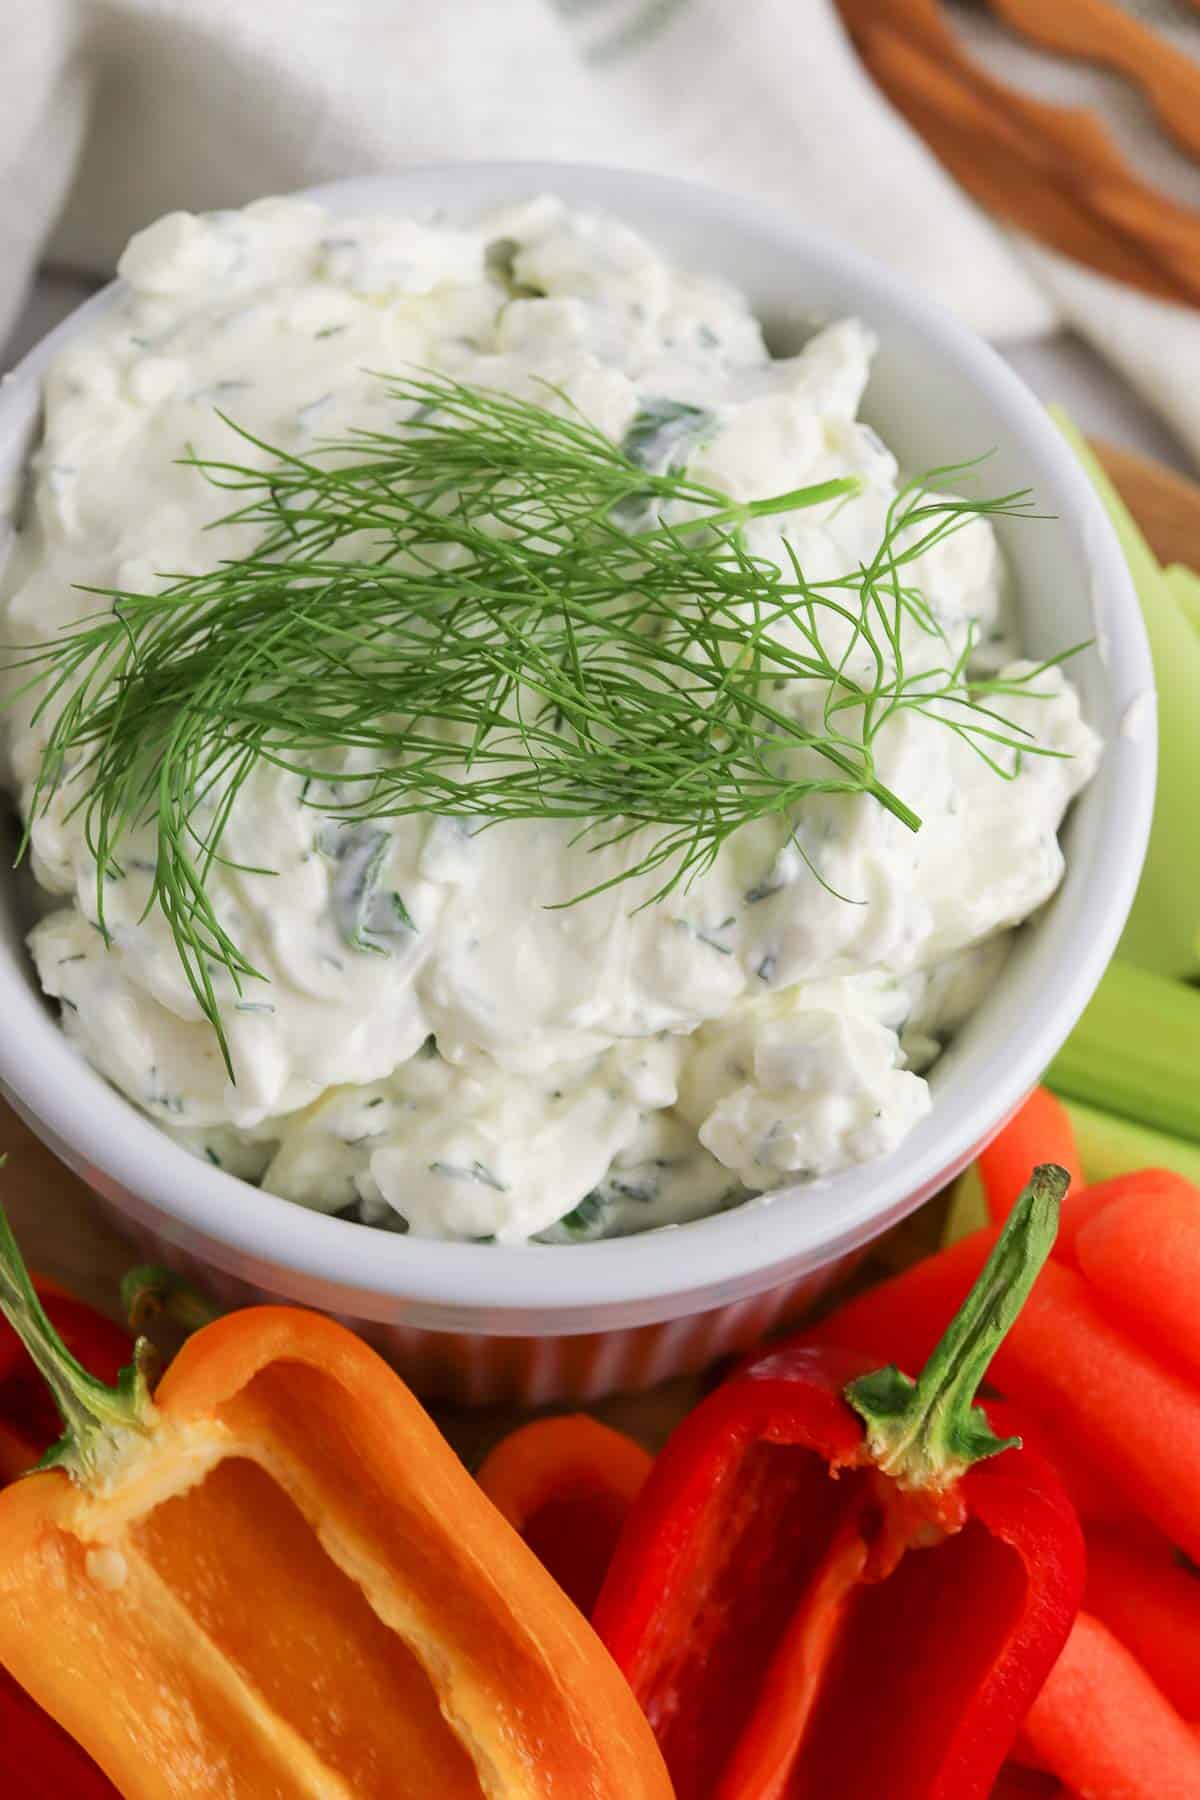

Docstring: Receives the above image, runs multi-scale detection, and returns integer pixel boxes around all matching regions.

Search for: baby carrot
[809,1222,1200,1559]
[1002,1407,1130,1527]
[978,1091,1083,1228]
[1024,1614,1200,1799]
[1054,1167,1196,1266]
[1083,1525,1200,1719]
[806,1227,991,1366]
[1074,1179,1200,1381]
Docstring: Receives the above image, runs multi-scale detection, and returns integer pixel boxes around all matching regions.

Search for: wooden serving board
[2,438,1195,1457]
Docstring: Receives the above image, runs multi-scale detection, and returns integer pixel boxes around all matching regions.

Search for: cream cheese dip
[0,196,1100,1243]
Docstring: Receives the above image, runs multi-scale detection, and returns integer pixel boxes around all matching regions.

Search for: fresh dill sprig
[8,371,1074,1074]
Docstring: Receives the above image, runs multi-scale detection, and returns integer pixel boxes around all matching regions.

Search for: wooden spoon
[835,0,1200,307]
[984,0,1200,163]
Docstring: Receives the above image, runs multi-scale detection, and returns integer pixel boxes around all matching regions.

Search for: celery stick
[1047,957,1200,1143]
[1053,414,1200,978]
[941,1162,989,1247]
[1063,1097,1200,1187]
[1166,563,1200,636]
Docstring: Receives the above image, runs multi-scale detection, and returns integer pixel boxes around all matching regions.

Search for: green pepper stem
[0,1192,156,1485]
[845,1163,1068,1490]
[121,1264,220,1336]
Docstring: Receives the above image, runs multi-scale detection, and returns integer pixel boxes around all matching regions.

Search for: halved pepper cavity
[0,1211,671,1799]
[592,1167,1085,1800]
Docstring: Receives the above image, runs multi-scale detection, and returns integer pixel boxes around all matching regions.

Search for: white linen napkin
[3,0,1198,456]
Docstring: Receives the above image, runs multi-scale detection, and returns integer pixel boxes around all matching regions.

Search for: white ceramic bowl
[0,164,1155,1403]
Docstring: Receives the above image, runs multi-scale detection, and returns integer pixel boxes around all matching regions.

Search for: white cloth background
[3,0,1199,462]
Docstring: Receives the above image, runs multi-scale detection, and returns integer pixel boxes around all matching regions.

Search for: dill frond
[8,372,1070,1072]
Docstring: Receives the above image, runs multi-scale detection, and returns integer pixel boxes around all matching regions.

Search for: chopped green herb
[144,1069,184,1116]
[678,915,736,956]
[538,1189,612,1242]
[622,395,717,475]
[318,823,415,954]
[484,236,544,299]
[607,1174,657,1203]
[746,871,788,905]
[428,1159,508,1192]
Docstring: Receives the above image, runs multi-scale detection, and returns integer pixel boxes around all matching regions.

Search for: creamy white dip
[0,197,1100,1242]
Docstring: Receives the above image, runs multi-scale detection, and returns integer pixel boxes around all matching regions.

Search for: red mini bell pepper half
[593,1167,1085,1800]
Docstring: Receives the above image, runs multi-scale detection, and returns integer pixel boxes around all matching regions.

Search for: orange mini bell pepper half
[0,1209,672,1800]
